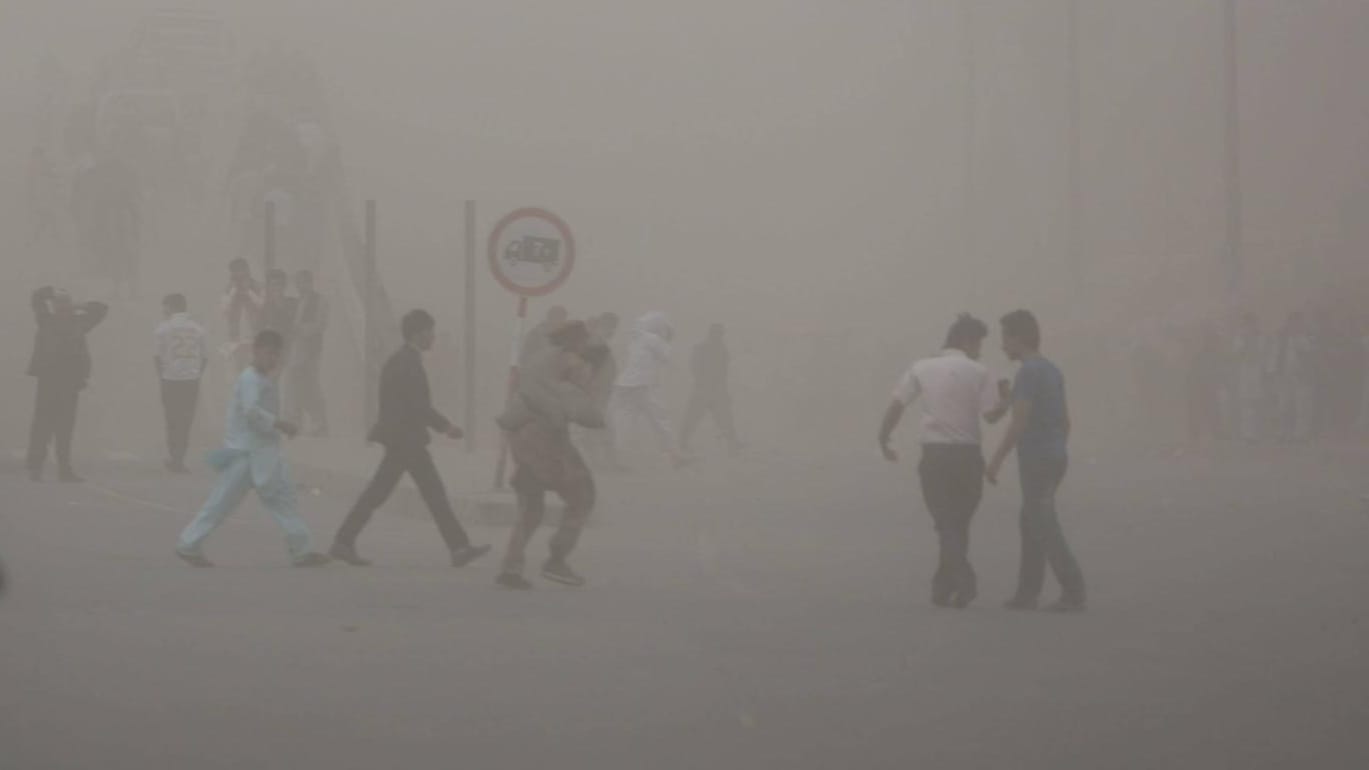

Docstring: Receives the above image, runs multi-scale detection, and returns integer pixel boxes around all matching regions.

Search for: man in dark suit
[27,286,108,482]
[329,309,490,567]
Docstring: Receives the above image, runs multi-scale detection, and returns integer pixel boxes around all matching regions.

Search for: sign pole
[363,199,378,433]
[463,200,477,453]
[493,296,528,489]
[485,206,576,490]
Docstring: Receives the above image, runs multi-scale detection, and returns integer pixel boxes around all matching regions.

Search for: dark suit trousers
[335,445,471,551]
[918,444,985,601]
[27,377,81,474]
[160,379,200,465]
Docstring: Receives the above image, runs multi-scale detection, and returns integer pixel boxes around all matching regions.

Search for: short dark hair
[401,309,435,342]
[1000,309,1041,349]
[254,329,284,350]
[944,313,988,350]
[163,293,187,313]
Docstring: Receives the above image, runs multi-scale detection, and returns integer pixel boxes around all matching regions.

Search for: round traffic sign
[487,208,576,298]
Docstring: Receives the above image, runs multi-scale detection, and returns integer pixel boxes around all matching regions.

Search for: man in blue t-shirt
[986,310,1086,612]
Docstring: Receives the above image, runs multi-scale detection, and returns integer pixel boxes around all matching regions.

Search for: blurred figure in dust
[496,320,607,588]
[154,293,208,474]
[1270,311,1317,443]
[609,311,689,468]
[580,312,620,468]
[257,269,297,348]
[520,305,569,368]
[1185,321,1228,447]
[329,310,490,568]
[285,269,329,437]
[26,286,108,482]
[220,258,262,373]
[70,151,139,299]
[680,323,743,456]
[879,314,1008,609]
[175,331,329,568]
[986,310,1086,613]
[25,146,62,248]
[1231,312,1267,443]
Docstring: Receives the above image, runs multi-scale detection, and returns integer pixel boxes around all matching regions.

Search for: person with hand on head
[329,310,490,568]
[879,313,1009,609]
[985,310,1086,613]
[175,330,330,567]
[26,285,108,483]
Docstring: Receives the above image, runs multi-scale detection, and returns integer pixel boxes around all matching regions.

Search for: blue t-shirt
[1012,355,1068,459]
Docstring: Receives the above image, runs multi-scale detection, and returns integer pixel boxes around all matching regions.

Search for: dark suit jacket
[26,287,108,386]
[367,345,452,450]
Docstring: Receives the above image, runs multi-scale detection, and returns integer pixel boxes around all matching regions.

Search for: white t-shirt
[892,348,999,445]
[154,313,209,381]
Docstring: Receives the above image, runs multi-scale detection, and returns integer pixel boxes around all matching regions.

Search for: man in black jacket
[329,310,490,567]
[26,286,108,482]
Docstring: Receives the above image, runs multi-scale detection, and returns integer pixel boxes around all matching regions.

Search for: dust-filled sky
[2,0,1369,448]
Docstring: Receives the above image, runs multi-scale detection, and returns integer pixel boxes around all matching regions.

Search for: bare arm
[986,399,1032,484]
[878,400,905,462]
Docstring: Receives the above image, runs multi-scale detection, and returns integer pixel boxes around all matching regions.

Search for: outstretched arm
[31,286,55,324]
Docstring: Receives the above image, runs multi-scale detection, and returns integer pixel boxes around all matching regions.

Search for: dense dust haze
[2,2,1368,768]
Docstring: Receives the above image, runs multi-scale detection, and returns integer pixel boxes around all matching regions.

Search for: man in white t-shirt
[154,294,208,473]
[879,314,1010,608]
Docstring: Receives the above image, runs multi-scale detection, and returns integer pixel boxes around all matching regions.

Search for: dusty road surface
[2,445,1367,770]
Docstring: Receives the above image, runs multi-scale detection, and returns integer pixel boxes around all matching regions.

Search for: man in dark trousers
[986,310,1087,613]
[329,310,490,567]
[879,314,1008,609]
[154,293,208,473]
[680,323,742,455]
[27,286,108,482]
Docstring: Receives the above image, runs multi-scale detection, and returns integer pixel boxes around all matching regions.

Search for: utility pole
[1222,0,1244,293]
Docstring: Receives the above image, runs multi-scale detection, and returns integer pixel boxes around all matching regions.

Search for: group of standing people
[1189,309,1369,446]
[880,310,1086,613]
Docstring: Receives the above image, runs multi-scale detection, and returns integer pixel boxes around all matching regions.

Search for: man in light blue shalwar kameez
[176,330,329,567]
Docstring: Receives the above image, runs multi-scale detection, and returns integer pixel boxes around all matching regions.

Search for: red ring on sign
[487,207,576,298]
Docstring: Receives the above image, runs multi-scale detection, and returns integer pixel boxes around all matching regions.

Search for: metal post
[493,296,528,490]
[1066,0,1082,295]
[464,199,477,452]
[264,200,277,275]
[1222,0,1244,293]
[962,1,977,301]
[363,199,378,432]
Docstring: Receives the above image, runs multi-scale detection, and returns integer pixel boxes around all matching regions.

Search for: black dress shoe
[450,544,491,568]
[328,543,372,566]
[292,552,332,567]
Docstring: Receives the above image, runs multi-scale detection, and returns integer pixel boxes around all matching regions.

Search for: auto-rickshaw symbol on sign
[503,236,561,273]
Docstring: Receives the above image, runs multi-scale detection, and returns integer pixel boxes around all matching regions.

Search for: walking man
[680,323,743,455]
[879,314,1006,608]
[986,310,1087,613]
[26,286,108,482]
[286,269,329,436]
[609,311,689,467]
[495,320,606,589]
[329,310,490,567]
[175,330,330,567]
[154,293,208,473]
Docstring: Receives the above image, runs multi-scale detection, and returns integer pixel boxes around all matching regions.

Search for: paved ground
[2,443,1368,769]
